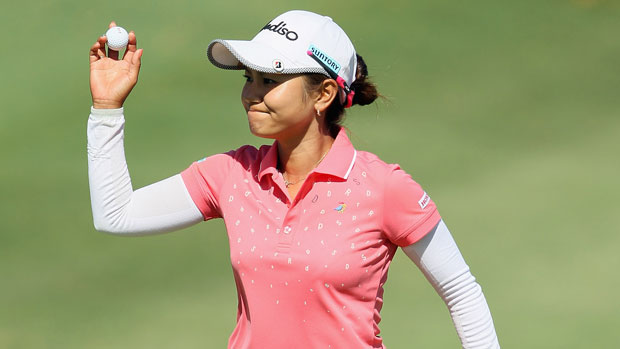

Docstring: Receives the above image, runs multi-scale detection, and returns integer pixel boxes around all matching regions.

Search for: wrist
[90,106,124,117]
[92,98,123,109]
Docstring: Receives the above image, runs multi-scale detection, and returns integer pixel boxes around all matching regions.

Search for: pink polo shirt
[181,129,441,349]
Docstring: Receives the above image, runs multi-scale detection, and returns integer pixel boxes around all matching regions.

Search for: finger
[127,31,137,52]
[104,22,119,59]
[129,49,143,79]
[132,49,143,66]
[90,36,107,60]
[108,44,119,60]
[89,41,102,63]
[97,36,107,58]
[123,31,137,60]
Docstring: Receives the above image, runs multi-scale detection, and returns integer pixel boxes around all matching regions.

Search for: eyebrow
[244,69,266,78]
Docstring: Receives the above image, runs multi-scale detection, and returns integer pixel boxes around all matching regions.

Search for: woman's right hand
[89,21,143,109]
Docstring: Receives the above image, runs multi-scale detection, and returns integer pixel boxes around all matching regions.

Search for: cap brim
[207,39,327,75]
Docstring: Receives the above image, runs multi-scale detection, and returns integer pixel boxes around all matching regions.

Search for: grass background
[1,0,619,347]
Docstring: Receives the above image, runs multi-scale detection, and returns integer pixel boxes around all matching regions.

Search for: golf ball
[105,26,129,51]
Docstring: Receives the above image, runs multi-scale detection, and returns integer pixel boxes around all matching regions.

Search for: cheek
[264,85,308,115]
[263,87,287,110]
[240,84,251,108]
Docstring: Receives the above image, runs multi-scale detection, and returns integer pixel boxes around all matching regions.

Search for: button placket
[276,206,301,253]
[277,224,294,249]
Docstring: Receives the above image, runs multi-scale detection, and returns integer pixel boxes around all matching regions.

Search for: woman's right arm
[87,23,203,235]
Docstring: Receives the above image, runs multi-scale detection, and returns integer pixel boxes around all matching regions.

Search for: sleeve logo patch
[418,192,430,209]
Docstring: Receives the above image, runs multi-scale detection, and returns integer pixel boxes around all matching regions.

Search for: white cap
[207,10,358,104]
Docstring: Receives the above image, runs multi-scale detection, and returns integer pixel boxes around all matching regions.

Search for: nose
[241,80,264,108]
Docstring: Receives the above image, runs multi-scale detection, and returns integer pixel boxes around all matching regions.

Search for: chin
[248,124,278,140]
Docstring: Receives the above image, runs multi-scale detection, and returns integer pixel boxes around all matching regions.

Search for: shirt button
[284,226,292,234]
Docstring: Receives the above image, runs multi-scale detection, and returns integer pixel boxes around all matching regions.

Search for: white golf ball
[105,26,129,51]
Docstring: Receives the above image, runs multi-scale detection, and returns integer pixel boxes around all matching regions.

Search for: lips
[247,108,269,116]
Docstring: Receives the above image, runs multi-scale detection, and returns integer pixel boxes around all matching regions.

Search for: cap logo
[272,59,284,72]
[308,45,341,75]
[261,21,298,41]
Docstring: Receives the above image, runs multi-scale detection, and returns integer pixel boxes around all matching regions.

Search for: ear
[314,79,339,114]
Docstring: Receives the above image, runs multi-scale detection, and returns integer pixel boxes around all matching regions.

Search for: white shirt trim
[343,149,357,179]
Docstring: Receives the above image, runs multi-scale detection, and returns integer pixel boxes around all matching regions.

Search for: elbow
[93,220,112,234]
[91,213,161,236]
[93,220,120,235]
[92,214,130,235]
[440,269,479,306]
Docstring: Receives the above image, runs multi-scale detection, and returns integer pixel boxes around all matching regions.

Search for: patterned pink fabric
[181,129,441,348]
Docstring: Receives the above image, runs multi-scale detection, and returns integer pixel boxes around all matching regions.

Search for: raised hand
[89,21,143,109]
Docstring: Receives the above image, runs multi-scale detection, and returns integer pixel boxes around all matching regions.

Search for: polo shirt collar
[257,142,280,182]
[313,128,357,179]
[257,128,357,182]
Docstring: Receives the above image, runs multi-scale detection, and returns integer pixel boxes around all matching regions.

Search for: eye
[263,78,277,85]
[242,74,253,83]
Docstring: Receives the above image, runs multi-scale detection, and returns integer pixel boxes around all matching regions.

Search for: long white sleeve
[87,107,203,235]
[402,220,500,348]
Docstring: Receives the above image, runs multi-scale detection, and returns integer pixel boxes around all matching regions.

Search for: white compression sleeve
[87,107,203,235]
[402,220,500,348]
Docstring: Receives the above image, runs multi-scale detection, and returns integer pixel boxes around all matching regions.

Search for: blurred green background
[1,0,619,347]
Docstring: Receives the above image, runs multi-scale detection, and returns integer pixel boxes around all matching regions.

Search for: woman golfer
[88,10,499,348]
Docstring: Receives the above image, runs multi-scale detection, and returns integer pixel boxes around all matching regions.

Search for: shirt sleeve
[87,107,203,235]
[382,165,442,246]
[180,151,236,221]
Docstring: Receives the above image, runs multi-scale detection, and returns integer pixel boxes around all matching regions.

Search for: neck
[277,128,335,180]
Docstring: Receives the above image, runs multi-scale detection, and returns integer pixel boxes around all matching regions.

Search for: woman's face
[241,69,317,140]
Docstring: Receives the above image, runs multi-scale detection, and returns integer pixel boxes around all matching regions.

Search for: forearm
[87,107,202,235]
[402,220,500,348]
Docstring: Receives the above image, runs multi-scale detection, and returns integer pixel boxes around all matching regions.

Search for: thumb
[129,49,143,78]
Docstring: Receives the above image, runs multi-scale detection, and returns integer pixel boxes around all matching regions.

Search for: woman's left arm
[401,220,500,348]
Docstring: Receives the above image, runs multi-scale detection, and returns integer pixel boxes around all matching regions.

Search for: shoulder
[354,150,403,177]
[229,144,273,170]
[356,151,440,245]
[227,144,260,165]
[352,150,427,196]
[193,144,271,169]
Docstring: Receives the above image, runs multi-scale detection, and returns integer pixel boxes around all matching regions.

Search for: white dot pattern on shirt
[219,166,409,341]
